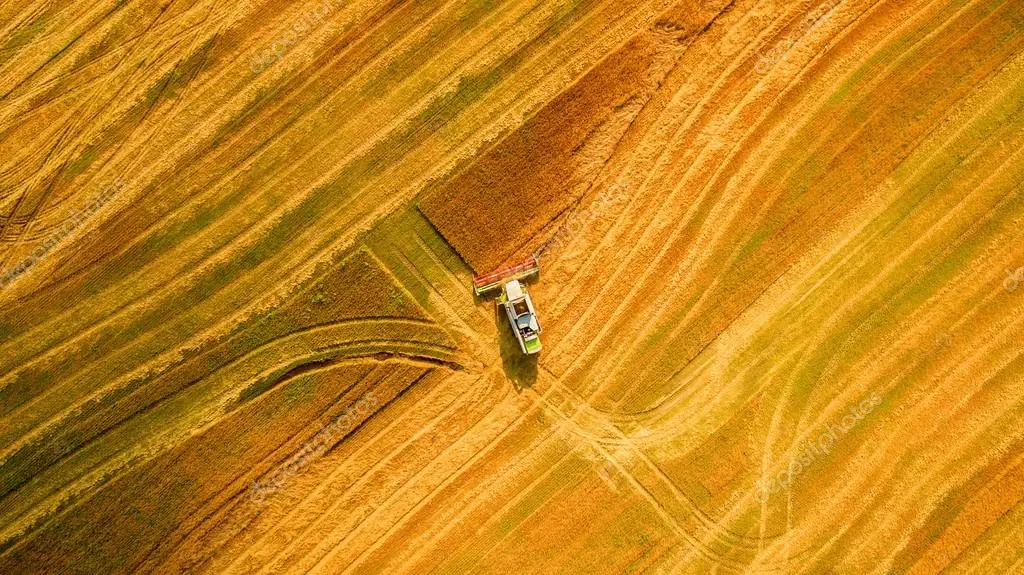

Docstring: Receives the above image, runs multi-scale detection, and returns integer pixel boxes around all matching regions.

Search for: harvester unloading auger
[473,255,543,355]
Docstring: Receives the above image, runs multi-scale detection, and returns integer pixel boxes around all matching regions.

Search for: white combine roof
[504,279,524,300]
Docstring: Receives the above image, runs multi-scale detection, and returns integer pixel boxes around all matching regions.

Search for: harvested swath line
[434,461,594,571]
[0,4,255,196]
[0,89,119,246]
[0,31,222,275]
[0,0,217,124]
[251,358,684,564]
[358,415,573,573]
[523,386,773,570]
[374,4,1015,568]
[921,465,1024,572]
[0,360,427,574]
[22,3,585,572]
[0,2,456,354]
[733,205,1024,557]
[779,191,1024,524]
[3,14,262,257]
[512,0,815,384]
[396,402,675,572]
[0,3,49,65]
[525,376,780,556]
[0,2,221,197]
[499,0,1024,560]
[942,495,1024,572]
[315,413,564,574]
[356,368,770,568]
[0,2,122,92]
[653,398,766,522]
[11,0,1024,571]
[536,2,806,368]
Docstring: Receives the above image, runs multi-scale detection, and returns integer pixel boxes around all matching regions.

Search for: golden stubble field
[1,0,1023,573]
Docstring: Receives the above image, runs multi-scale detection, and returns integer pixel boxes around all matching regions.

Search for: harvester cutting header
[473,256,543,355]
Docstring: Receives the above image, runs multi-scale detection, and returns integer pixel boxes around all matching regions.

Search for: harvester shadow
[494,301,538,392]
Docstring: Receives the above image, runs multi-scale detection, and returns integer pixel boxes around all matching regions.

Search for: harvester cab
[472,256,543,355]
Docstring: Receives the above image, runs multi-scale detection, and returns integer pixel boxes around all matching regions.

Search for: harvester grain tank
[497,279,542,355]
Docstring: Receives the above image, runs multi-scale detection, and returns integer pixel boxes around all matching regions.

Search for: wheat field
[1,0,1023,573]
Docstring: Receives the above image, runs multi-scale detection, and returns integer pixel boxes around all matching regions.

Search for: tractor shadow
[494,301,538,392]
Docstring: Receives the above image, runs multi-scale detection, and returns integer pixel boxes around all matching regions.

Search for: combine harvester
[473,256,543,355]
